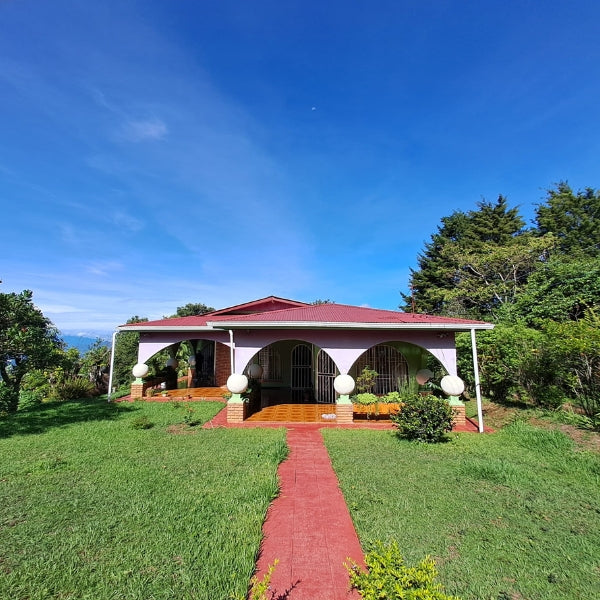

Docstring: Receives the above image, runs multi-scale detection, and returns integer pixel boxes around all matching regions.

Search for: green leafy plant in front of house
[391,393,453,442]
[356,366,378,393]
[381,390,403,404]
[346,540,461,600]
[352,393,378,406]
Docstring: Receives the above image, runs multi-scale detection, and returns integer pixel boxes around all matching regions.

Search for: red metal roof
[119,299,491,330]
[208,303,489,326]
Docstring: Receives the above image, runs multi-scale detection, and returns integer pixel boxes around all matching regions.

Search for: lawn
[0,398,287,600]
[322,423,600,600]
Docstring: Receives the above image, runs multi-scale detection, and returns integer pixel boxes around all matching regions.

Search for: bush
[0,382,19,414]
[381,390,403,404]
[351,393,378,405]
[391,394,453,443]
[130,415,154,430]
[346,540,461,600]
[51,377,97,401]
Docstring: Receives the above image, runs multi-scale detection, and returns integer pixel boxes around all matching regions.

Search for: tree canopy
[0,289,62,412]
[168,303,215,318]
[535,182,600,257]
[403,195,527,317]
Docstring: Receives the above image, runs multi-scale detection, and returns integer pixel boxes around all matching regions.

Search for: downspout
[229,329,235,374]
[470,328,484,433]
[107,330,119,403]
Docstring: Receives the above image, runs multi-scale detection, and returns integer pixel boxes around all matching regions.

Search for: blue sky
[2,0,599,336]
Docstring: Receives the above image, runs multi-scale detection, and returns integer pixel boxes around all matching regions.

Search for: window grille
[291,343,313,402]
[316,350,336,403]
[257,345,282,381]
[355,344,408,395]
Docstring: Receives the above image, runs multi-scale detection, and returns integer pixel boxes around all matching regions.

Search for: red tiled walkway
[254,427,364,599]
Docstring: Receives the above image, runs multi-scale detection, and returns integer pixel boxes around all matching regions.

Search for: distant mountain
[61,335,110,354]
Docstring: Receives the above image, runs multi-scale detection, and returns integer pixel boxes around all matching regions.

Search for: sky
[1,0,599,336]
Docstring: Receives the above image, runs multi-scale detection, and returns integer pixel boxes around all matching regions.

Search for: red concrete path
[254,427,364,600]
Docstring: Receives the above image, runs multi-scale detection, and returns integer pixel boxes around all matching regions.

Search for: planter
[352,402,401,419]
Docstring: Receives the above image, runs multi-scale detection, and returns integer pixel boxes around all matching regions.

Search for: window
[257,345,282,381]
[355,344,408,394]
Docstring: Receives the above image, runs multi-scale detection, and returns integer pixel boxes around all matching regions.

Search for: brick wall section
[130,382,144,399]
[227,401,248,423]
[335,403,354,424]
[215,342,231,387]
[451,404,466,427]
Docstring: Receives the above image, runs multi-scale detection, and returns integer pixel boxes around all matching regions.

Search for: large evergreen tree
[403,196,525,317]
[535,182,600,257]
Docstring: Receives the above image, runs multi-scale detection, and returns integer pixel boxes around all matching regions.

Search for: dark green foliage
[0,289,63,412]
[403,196,526,317]
[113,316,148,388]
[51,377,97,401]
[535,181,600,257]
[391,394,454,442]
[168,302,214,317]
[346,540,461,600]
[130,415,154,429]
[513,256,600,326]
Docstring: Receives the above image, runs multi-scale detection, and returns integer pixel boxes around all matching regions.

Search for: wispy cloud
[85,261,124,277]
[111,210,145,232]
[117,117,168,142]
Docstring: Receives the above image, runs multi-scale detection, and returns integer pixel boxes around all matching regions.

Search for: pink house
[113,296,493,430]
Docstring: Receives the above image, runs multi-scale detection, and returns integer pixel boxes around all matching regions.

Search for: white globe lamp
[227,374,249,395]
[415,368,434,385]
[166,358,178,369]
[132,363,149,380]
[440,375,465,397]
[334,374,355,396]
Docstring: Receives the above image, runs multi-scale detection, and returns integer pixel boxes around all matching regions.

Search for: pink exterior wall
[136,331,230,365]
[135,328,458,379]
[230,329,457,376]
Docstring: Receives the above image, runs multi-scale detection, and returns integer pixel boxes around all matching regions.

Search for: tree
[113,316,148,389]
[403,196,526,317]
[535,182,600,257]
[441,234,554,319]
[311,299,334,305]
[80,339,111,393]
[168,303,214,318]
[512,256,600,326]
[0,289,62,412]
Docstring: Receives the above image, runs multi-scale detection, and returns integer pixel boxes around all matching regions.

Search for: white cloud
[85,261,124,276]
[117,117,168,142]
[111,210,145,232]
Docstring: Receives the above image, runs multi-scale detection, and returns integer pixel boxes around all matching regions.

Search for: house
[110,296,493,429]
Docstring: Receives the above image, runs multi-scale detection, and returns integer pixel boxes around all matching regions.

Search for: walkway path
[253,426,364,600]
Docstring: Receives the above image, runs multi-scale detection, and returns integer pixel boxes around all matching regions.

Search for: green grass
[323,423,600,600]
[0,398,287,600]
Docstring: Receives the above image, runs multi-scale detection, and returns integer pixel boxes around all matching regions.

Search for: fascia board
[117,325,216,332]
[206,321,494,331]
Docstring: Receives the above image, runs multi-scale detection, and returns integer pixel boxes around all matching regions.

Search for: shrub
[351,393,378,406]
[51,377,97,401]
[130,415,154,430]
[391,393,453,443]
[381,390,403,404]
[356,366,378,393]
[0,382,19,414]
[346,540,461,600]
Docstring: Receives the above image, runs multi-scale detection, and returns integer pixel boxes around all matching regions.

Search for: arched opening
[243,341,339,407]
[291,343,313,402]
[316,350,336,403]
[353,344,409,394]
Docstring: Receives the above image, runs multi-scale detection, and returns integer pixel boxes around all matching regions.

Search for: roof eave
[207,321,494,331]
[117,325,214,332]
